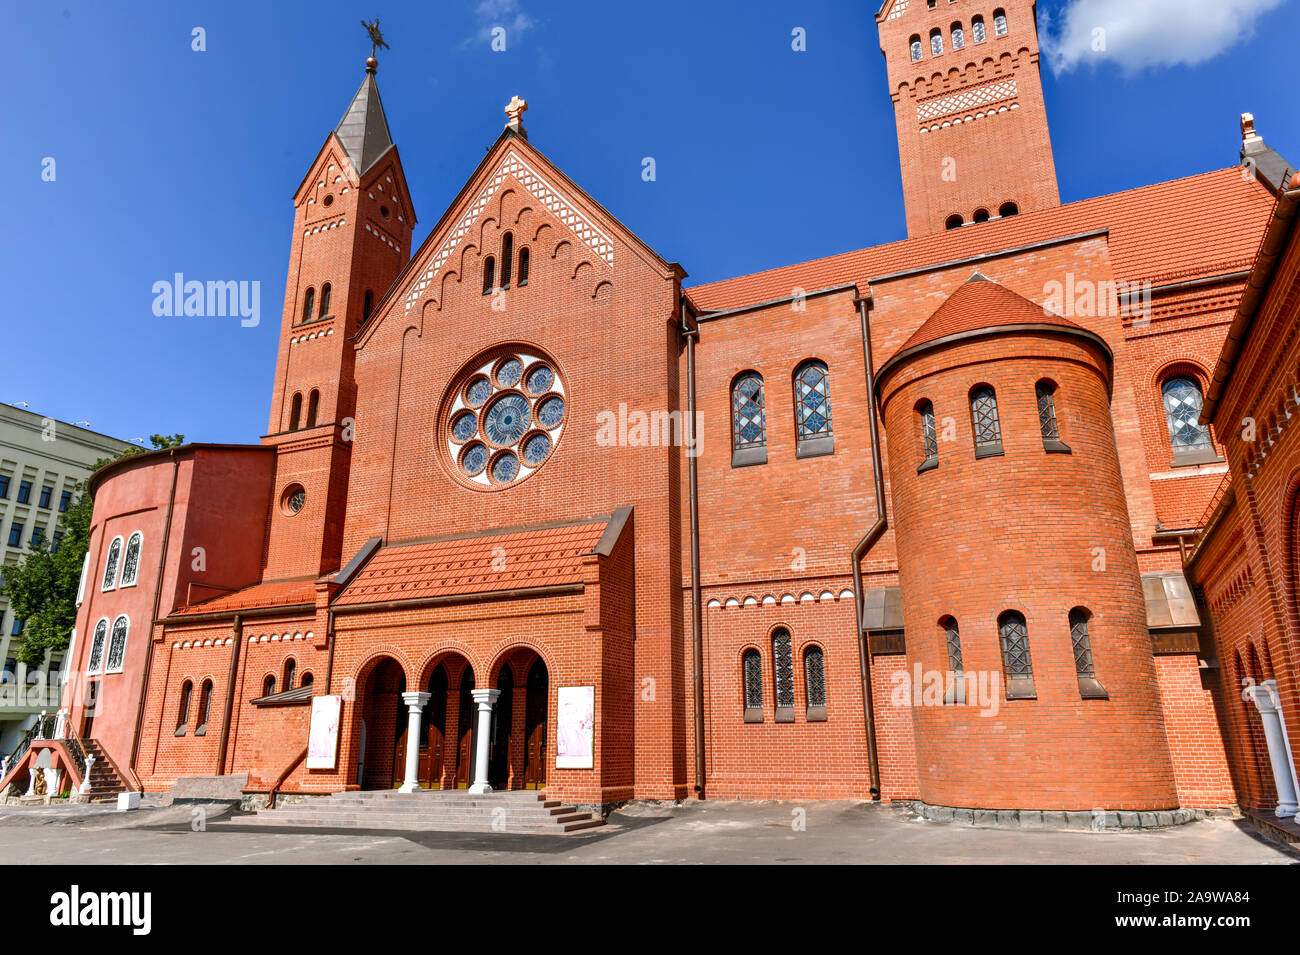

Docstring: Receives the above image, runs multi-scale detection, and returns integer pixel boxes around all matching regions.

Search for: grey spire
[335,65,393,176]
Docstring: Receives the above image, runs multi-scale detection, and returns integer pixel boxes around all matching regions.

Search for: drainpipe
[128,452,180,783]
[216,614,243,774]
[324,608,337,694]
[853,293,886,800]
[682,301,706,799]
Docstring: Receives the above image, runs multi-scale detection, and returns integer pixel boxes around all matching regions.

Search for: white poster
[306,695,342,769]
[555,685,594,769]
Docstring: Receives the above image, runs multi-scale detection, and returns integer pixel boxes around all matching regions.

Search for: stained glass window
[107,616,129,672]
[120,532,142,587]
[496,358,523,388]
[773,628,795,708]
[524,433,551,465]
[972,17,986,42]
[288,488,306,514]
[87,619,108,674]
[918,400,938,462]
[1069,608,1095,677]
[804,645,826,707]
[1162,377,1213,457]
[944,617,963,672]
[485,394,529,446]
[538,396,565,428]
[526,365,553,395]
[970,385,1002,452]
[466,377,492,407]
[930,29,943,55]
[743,649,763,709]
[951,24,964,49]
[462,443,489,475]
[492,452,519,484]
[993,10,1008,36]
[101,537,122,590]
[999,611,1032,678]
[910,36,923,61]
[731,373,766,451]
[794,361,832,440]
[1036,380,1060,444]
[452,412,477,443]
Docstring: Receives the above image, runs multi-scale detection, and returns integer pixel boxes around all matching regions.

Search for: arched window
[262,674,276,697]
[300,671,314,689]
[195,679,213,735]
[742,648,763,722]
[794,360,834,457]
[101,536,123,591]
[306,389,320,429]
[910,35,923,61]
[284,658,296,691]
[804,645,827,720]
[973,208,990,223]
[289,392,303,431]
[176,680,192,735]
[772,627,795,721]
[1036,379,1070,452]
[120,532,143,587]
[87,618,108,675]
[500,233,514,288]
[482,256,496,295]
[951,23,964,49]
[970,385,1004,456]
[106,616,129,673]
[945,213,964,230]
[517,247,530,286]
[362,289,374,324]
[301,287,315,323]
[999,201,1019,217]
[972,16,986,43]
[998,610,1036,699]
[1070,607,1109,698]
[930,28,943,56]
[1162,376,1216,464]
[942,615,965,704]
[917,399,939,471]
[731,371,767,466]
[318,282,331,318]
[993,9,1008,36]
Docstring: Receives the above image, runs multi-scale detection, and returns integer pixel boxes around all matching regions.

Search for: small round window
[441,347,566,490]
[281,484,306,515]
[323,194,334,207]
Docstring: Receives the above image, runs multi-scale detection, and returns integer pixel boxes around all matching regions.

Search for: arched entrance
[489,664,514,788]
[421,665,448,787]
[454,667,475,788]
[523,657,548,790]
[359,656,406,790]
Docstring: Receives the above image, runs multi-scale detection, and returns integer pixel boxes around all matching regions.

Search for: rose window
[442,348,567,488]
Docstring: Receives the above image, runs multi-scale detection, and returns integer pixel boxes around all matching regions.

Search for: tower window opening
[301,287,315,324]
[289,392,303,432]
[517,246,530,286]
[972,16,986,42]
[973,208,990,223]
[998,202,1019,217]
[910,35,923,61]
[482,256,496,295]
[930,28,943,56]
[945,214,964,230]
[362,289,374,324]
[500,233,514,289]
[306,389,320,429]
[951,23,964,50]
[994,10,1008,36]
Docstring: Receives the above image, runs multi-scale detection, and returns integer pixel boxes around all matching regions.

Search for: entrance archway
[489,664,514,788]
[421,665,448,788]
[359,656,406,790]
[454,667,475,788]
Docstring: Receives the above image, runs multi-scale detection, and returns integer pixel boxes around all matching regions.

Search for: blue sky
[2,0,1295,446]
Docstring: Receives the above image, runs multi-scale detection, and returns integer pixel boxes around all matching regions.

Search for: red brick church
[16,1,1300,824]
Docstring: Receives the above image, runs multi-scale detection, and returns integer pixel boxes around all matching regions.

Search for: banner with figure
[306,695,342,769]
[555,685,594,769]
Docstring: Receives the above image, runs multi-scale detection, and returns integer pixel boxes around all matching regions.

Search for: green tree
[0,434,184,665]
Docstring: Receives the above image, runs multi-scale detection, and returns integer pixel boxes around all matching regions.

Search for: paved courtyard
[0,799,1294,864]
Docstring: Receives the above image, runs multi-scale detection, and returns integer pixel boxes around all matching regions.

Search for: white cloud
[1040,0,1285,74]
[461,0,536,50]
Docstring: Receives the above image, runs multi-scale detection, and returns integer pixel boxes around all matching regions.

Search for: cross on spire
[505,96,528,130]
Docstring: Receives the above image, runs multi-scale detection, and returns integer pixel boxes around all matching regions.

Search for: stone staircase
[251,789,605,834]
[78,739,129,801]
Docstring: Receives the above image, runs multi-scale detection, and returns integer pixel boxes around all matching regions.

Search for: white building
[0,404,133,754]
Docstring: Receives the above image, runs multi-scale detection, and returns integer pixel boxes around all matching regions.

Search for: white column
[80,753,96,794]
[467,689,501,794]
[397,691,430,793]
[1245,680,1300,817]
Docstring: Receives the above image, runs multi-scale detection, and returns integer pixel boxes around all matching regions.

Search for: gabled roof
[333,513,628,606]
[898,271,1085,352]
[171,578,318,617]
[335,70,394,177]
[685,168,1274,313]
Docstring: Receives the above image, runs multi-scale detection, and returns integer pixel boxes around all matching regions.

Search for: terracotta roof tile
[332,520,608,605]
[898,273,1086,352]
[685,168,1273,312]
[173,579,318,616]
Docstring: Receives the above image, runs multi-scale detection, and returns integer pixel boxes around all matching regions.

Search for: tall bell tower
[877,0,1059,237]
[261,50,416,578]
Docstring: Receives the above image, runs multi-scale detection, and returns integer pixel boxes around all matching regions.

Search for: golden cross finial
[505,95,529,129]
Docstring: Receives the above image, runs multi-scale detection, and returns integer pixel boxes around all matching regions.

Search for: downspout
[853,293,886,800]
[683,301,706,798]
[324,608,337,694]
[127,451,180,786]
[216,614,243,774]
